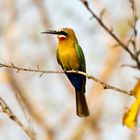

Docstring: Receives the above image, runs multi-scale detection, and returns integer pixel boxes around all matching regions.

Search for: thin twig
[75,70,132,96]
[0,63,133,96]
[129,0,139,58]
[0,97,36,140]
[80,0,140,69]
[6,70,53,140]
[121,64,138,69]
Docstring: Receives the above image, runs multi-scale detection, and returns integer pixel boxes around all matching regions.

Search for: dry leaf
[123,99,140,128]
[123,80,140,128]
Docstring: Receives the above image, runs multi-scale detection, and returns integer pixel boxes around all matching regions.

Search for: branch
[0,63,133,96]
[7,70,54,140]
[0,97,36,140]
[128,0,140,64]
[121,64,138,69]
[80,0,140,69]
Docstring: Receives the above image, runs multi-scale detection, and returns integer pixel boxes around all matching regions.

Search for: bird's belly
[59,50,80,69]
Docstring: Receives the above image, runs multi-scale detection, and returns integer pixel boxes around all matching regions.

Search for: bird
[42,28,89,117]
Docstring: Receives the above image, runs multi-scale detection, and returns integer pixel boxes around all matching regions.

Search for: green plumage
[75,43,86,72]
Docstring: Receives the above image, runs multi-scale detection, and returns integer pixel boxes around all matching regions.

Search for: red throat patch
[57,35,67,41]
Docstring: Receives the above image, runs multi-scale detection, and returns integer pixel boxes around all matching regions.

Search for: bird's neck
[58,38,78,49]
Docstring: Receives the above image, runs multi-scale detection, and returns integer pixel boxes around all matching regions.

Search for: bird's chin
[57,35,67,41]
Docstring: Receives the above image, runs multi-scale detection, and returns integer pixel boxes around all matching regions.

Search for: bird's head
[42,28,77,42]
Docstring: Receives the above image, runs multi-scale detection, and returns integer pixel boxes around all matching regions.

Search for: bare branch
[129,0,138,54]
[0,63,133,96]
[121,64,138,69]
[80,0,140,69]
[80,1,131,52]
[0,97,36,140]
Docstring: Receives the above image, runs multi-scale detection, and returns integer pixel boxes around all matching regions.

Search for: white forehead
[57,29,63,32]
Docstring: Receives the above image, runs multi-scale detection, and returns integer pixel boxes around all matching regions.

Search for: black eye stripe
[58,31,68,37]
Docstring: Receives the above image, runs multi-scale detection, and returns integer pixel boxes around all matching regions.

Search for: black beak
[41,30,59,35]
[41,30,68,37]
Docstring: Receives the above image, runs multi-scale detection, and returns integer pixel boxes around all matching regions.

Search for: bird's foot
[63,69,67,73]
[71,69,79,73]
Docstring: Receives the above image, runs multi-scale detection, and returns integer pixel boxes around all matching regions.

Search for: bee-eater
[42,28,89,117]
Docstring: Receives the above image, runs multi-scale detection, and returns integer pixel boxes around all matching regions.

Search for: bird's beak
[41,30,59,35]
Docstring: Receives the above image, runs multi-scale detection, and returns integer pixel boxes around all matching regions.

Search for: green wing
[75,43,86,72]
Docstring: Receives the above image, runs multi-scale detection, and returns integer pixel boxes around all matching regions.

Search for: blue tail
[66,74,85,93]
[66,73,89,117]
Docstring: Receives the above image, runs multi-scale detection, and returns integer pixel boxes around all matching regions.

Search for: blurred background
[0,0,140,140]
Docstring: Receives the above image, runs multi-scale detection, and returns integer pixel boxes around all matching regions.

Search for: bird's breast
[57,46,80,70]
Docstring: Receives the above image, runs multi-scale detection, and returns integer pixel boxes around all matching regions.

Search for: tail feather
[76,91,89,117]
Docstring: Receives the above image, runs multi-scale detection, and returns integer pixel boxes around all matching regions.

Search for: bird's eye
[59,31,68,37]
